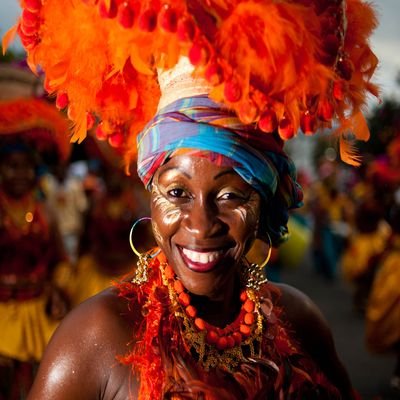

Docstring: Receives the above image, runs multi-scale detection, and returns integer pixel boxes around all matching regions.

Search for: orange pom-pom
[206,330,218,344]
[244,312,255,325]
[226,335,235,349]
[95,124,107,141]
[239,324,251,337]
[185,305,197,318]
[259,109,277,133]
[177,17,195,41]
[56,92,69,109]
[238,100,259,125]
[205,62,224,85]
[300,112,316,135]
[157,252,167,264]
[25,0,41,13]
[22,9,39,27]
[278,117,295,140]
[243,299,255,313]
[194,317,206,331]
[19,33,38,50]
[188,41,210,66]
[108,130,125,148]
[20,23,37,36]
[178,292,190,307]
[173,279,184,294]
[158,6,177,33]
[240,291,248,302]
[216,336,228,350]
[98,0,117,19]
[164,265,175,279]
[232,331,242,346]
[138,9,158,32]
[224,79,242,103]
[117,2,135,29]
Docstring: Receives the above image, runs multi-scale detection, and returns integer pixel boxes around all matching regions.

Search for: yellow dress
[0,296,60,362]
[341,222,391,283]
[68,254,133,306]
[366,237,400,353]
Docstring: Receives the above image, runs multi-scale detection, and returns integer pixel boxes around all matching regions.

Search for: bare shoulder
[272,282,327,326]
[50,286,133,344]
[28,287,134,400]
[269,282,334,352]
[268,283,354,398]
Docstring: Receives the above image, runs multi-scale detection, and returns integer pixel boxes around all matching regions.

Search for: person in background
[42,161,89,264]
[69,162,152,306]
[0,63,71,399]
[340,199,391,314]
[365,203,400,396]
[309,161,354,281]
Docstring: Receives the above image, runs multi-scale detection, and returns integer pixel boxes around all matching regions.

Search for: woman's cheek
[232,192,260,231]
[152,186,182,226]
[151,220,164,247]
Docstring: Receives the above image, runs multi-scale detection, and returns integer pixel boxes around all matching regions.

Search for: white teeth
[181,248,223,264]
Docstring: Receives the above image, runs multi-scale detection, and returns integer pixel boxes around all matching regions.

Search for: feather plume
[2,24,19,55]
[339,136,362,166]
[8,0,380,167]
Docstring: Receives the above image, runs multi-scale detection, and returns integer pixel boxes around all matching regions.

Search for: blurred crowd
[0,138,155,399]
[0,61,156,399]
[0,59,399,399]
[269,132,400,398]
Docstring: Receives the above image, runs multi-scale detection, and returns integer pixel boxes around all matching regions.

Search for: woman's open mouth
[179,247,226,273]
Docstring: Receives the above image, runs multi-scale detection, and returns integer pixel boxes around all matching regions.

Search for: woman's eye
[218,192,244,201]
[167,188,188,198]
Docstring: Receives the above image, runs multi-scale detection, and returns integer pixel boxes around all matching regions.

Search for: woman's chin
[174,263,236,298]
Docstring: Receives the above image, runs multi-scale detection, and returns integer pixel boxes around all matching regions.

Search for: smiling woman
[151,155,262,296]
[7,0,380,399]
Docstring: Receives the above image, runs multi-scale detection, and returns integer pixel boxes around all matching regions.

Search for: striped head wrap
[137,95,303,244]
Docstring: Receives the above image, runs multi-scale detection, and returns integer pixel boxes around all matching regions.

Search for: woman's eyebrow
[158,166,192,180]
[214,169,236,180]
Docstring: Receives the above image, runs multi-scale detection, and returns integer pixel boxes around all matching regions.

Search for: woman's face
[151,155,261,298]
[0,151,36,198]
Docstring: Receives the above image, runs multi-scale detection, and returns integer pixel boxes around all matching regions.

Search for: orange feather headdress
[4,0,379,167]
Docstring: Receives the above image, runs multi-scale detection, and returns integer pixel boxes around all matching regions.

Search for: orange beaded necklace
[159,262,265,372]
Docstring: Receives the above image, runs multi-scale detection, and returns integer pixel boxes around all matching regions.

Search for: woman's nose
[183,198,225,239]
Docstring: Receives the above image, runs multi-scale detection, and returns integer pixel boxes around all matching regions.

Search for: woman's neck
[189,275,242,327]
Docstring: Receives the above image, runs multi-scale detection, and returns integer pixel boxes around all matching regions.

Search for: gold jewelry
[160,263,264,373]
[129,217,160,285]
[243,233,272,290]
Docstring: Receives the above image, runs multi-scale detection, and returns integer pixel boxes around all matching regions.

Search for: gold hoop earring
[243,233,272,290]
[129,217,160,285]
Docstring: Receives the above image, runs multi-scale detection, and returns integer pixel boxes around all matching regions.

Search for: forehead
[155,154,244,183]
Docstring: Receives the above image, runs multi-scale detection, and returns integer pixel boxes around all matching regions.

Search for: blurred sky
[0,0,399,106]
